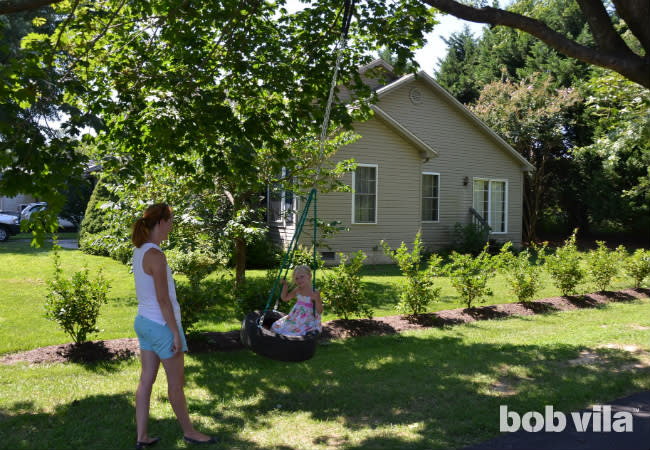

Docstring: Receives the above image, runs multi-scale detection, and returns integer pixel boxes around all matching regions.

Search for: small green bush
[586,241,626,292]
[451,222,490,255]
[244,234,283,269]
[289,245,324,271]
[167,247,218,288]
[382,231,442,314]
[444,243,497,309]
[234,270,289,319]
[497,241,547,303]
[545,230,585,296]
[167,245,222,332]
[622,248,650,289]
[45,245,111,344]
[321,250,372,320]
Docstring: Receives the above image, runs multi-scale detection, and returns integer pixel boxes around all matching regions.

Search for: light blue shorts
[134,315,188,360]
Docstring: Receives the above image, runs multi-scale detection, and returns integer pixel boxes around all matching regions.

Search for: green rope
[262,188,317,315]
[313,189,317,290]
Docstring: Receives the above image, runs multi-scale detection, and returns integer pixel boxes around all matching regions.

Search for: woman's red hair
[131,203,172,248]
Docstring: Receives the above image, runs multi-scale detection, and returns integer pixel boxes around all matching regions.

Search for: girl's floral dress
[271,293,322,336]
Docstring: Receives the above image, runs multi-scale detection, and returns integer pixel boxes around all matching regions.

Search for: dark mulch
[2,288,648,366]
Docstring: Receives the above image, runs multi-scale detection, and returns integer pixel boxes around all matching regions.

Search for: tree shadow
[185,333,648,449]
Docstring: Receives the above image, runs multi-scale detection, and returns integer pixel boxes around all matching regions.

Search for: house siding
[376,79,525,249]
[300,119,423,264]
[277,73,528,263]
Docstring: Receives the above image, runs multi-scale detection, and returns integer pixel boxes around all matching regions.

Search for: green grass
[0,239,648,449]
[0,300,647,449]
[0,239,645,355]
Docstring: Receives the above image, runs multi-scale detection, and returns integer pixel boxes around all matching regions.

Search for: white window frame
[472,178,508,234]
[421,172,440,223]
[351,163,378,224]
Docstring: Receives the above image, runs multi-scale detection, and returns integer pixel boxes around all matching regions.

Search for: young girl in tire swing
[272,265,323,336]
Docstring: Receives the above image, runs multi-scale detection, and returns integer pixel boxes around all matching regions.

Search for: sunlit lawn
[0,237,648,449]
[0,237,644,355]
[0,299,647,449]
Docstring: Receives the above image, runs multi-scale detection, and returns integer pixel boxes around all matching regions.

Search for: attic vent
[409,87,423,105]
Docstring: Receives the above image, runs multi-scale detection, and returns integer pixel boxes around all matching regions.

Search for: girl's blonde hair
[131,203,172,248]
[292,264,312,279]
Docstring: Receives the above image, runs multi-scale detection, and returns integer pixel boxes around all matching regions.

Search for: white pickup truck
[0,212,20,241]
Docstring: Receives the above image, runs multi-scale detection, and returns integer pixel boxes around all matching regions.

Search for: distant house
[0,193,35,214]
[270,60,534,264]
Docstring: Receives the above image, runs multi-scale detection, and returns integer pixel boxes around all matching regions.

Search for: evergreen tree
[435,26,481,104]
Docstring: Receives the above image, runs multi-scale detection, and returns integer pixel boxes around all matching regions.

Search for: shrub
[622,248,650,289]
[79,178,119,257]
[451,222,490,255]
[244,233,283,269]
[320,250,372,320]
[382,231,442,314]
[45,245,111,344]
[497,241,547,303]
[167,246,221,333]
[234,270,289,319]
[586,241,626,292]
[289,244,324,271]
[79,229,133,264]
[545,230,585,296]
[167,247,218,288]
[444,243,497,309]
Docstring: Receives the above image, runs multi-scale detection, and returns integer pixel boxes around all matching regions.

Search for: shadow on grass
[1,333,646,449]
[185,333,647,450]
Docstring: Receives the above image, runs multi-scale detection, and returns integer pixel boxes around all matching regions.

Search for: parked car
[0,212,20,241]
[20,202,77,231]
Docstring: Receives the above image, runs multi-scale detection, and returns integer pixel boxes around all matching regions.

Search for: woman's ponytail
[131,203,172,248]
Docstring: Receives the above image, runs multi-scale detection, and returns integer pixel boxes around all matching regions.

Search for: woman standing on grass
[131,203,216,448]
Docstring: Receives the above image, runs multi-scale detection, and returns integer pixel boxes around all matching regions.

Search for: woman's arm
[143,248,182,354]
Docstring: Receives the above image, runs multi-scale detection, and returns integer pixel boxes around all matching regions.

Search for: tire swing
[240,0,355,362]
[240,190,322,362]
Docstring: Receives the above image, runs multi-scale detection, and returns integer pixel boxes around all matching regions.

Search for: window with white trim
[422,172,440,222]
[268,168,295,225]
[473,179,507,233]
[352,164,377,224]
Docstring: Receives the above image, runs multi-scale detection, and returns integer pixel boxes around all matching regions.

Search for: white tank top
[133,242,181,325]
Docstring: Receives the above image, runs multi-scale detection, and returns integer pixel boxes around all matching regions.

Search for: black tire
[240,310,319,362]
[0,226,8,242]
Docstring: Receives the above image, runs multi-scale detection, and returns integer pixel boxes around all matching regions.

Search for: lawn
[0,238,648,449]
[0,237,642,354]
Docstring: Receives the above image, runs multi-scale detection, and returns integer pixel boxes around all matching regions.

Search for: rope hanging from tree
[259,0,355,320]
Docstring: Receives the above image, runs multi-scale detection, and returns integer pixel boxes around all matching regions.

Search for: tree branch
[421,0,649,88]
[0,0,62,14]
[575,0,634,56]
[612,0,650,52]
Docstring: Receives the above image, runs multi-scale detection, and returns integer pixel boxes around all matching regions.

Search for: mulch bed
[2,288,648,366]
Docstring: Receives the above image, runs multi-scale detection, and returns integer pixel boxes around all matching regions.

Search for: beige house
[270,60,534,264]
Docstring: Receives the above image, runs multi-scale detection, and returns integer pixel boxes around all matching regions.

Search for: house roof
[372,68,535,172]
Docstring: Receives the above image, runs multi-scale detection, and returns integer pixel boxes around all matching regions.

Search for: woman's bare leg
[161,353,212,441]
[136,349,160,443]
